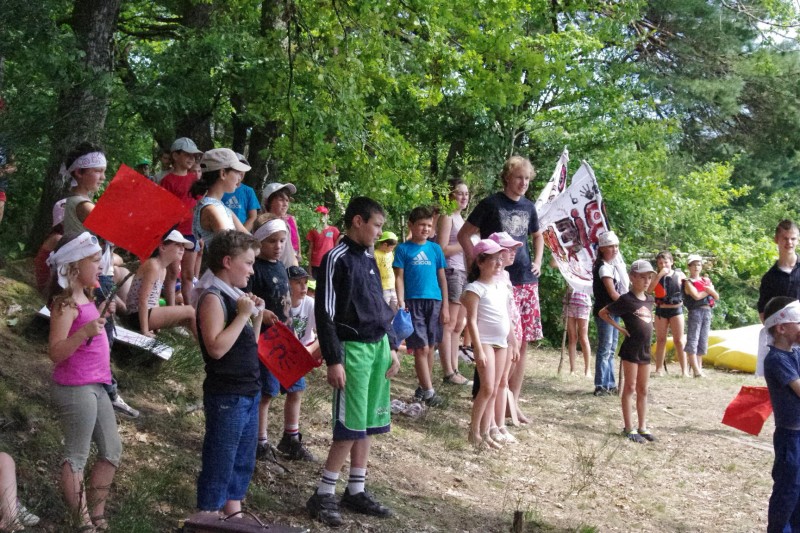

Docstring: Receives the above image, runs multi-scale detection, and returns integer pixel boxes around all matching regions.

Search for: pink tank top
[53,302,112,386]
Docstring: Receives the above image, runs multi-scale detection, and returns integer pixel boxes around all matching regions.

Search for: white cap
[598,230,619,247]
[687,254,703,265]
[262,182,297,203]
[630,259,655,274]
[164,230,194,249]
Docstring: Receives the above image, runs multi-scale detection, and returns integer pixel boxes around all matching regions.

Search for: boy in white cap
[600,259,656,444]
[762,297,800,532]
[248,216,316,463]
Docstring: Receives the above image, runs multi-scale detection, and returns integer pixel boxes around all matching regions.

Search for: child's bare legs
[576,317,592,377]
[413,347,434,391]
[566,316,578,374]
[469,345,496,444]
[60,462,93,527]
[164,263,179,306]
[634,363,650,430]
[451,305,467,369]
[180,250,197,305]
[441,302,468,383]
[0,453,18,530]
[493,347,512,434]
[620,361,638,431]
[87,459,116,526]
[668,313,687,376]
[258,396,273,444]
[654,316,669,375]
[149,305,198,338]
[285,391,301,429]
[508,339,530,423]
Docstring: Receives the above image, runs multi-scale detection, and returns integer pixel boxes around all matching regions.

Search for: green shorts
[332,335,392,441]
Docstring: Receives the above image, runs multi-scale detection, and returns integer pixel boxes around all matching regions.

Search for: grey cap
[630,259,655,274]
[262,182,297,202]
[170,137,202,154]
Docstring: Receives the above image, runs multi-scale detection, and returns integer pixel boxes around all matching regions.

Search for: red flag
[721,386,773,436]
[258,322,322,389]
[83,164,189,261]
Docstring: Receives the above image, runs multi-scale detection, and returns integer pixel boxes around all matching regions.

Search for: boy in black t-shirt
[248,216,316,463]
[600,259,656,444]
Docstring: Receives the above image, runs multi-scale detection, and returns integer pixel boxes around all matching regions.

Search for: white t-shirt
[290,295,316,346]
[464,280,511,347]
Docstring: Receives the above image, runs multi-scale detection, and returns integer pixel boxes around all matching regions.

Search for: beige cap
[200,148,252,173]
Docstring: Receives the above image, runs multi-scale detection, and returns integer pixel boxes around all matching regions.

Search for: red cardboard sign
[721,386,773,436]
[258,322,322,389]
[83,164,189,261]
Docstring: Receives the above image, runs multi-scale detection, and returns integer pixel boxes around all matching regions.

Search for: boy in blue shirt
[762,296,800,532]
[393,206,449,407]
[221,153,260,231]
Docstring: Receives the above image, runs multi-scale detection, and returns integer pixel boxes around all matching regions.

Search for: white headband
[253,218,288,242]
[46,232,102,288]
[756,301,800,376]
[60,152,107,188]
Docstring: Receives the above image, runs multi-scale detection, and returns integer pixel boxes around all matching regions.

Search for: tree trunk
[31,0,122,249]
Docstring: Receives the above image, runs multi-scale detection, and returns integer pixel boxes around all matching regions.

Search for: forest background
[1,0,800,343]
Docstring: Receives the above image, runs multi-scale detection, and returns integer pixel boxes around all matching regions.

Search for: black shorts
[655,306,683,319]
[124,308,153,332]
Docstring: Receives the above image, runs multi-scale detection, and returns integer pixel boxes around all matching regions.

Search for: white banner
[535,147,569,214]
[539,160,624,294]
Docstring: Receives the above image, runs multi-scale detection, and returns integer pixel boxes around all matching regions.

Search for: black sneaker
[256,442,279,462]
[607,387,619,396]
[413,386,424,401]
[340,488,392,518]
[593,386,609,397]
[423,392,444,407]
[306,490,343,527]
[637,429,657,442]
[277,433,317,462]
[623,429,647,444]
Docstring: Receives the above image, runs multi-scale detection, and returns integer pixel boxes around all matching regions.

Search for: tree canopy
[1,0,799,339]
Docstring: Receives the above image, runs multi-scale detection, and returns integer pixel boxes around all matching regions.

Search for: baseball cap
[630,259,655,274]
[262,182,297,202]
[687,254,703,265]
[136,158,151,166]
[287,265,310,280]
[473,239,504,257]
[170,137,202,154]
[200,148,252,173]
[377,231,398,243]
[488,231,522,249]
[52,198,67,227]
[598,230,619,247]
[315,205,329,214]
[164,230,194,249]
[234,152,250,167]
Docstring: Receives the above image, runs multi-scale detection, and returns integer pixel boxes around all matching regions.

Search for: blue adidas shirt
[393,240,446,300]
[221,184,260,225]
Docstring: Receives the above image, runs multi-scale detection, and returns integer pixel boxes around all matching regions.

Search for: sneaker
[593,386,609,397]
[413,386,424,402]
[607,387,619,396]
[340,488,392,518]
[256,441,279,462]
[306,490,343,527]
[277,433,317,462]
[111,395,140,418]
[423,392,444,408]
[623,429,647,444]
[637,429,657,442]
[16,501,39,527]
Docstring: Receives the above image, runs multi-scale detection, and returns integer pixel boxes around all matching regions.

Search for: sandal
[91,515,109,532]
[443,372,472,386]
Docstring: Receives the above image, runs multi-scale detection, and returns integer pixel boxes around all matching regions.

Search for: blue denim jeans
[594,315,619,390]
[769,427,800,533]
[197,392,260,511]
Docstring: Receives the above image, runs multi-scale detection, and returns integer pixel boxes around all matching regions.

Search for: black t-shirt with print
[466,192,540,285]
[606,292,654,363]
[247,258,291,330]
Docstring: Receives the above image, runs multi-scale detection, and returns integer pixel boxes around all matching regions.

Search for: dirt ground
[0,267,774,532]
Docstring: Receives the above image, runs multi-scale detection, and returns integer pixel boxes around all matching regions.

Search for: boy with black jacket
[306,197,401,527]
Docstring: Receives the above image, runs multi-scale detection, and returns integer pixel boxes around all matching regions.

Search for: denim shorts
[51,383,122,472]
[405,299,442,350]
[259,362,306,398]
[197,391,260,511]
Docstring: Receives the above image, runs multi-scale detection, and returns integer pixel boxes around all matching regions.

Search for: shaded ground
[0,263,772,532]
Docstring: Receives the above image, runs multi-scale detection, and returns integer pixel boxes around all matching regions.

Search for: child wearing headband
[47,232,122,531]
[762,296,800,532]
[248,214,317,462]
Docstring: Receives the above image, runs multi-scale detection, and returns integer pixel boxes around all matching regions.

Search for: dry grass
[0,266,774,532]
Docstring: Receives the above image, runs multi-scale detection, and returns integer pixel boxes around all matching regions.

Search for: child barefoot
[600,259,656,444]
[462,239,514,449]
[47,232,122,531]
[195,230,264,516]
[124,230,197,338]
[683,254,719,377]
[563,287,592,377]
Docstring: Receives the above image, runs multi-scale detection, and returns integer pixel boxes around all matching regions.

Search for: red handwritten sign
[83,164,189,261]
[258,322,322,389]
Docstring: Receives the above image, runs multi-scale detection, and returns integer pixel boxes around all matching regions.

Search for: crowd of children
[11,136,800,530]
